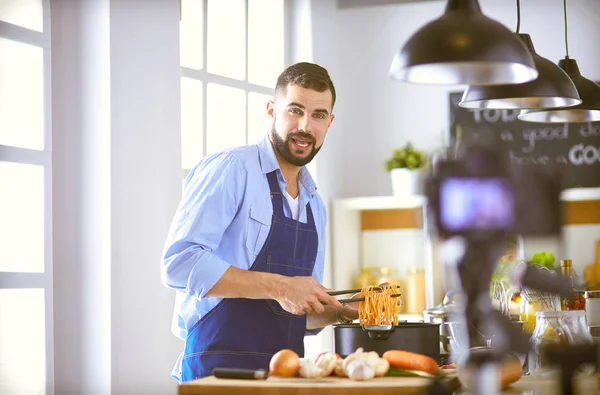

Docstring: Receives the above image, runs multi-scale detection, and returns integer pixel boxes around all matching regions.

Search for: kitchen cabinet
[330,195,444,312]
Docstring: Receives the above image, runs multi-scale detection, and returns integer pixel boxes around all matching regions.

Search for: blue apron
[180,170,318,381]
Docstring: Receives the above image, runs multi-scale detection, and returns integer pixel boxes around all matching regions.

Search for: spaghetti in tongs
[358,285,402,330]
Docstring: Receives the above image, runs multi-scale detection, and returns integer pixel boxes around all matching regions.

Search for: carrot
[382,350,439,375]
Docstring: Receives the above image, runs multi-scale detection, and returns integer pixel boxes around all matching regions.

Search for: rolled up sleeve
[161,153,246,299]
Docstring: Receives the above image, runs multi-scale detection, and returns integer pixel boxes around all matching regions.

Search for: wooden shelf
[334,195,426,210]
[561,187,600,202]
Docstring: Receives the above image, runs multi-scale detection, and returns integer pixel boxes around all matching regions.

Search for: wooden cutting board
[178,375,435,395]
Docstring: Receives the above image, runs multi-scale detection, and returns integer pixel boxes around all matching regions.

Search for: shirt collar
[257,134,317,196]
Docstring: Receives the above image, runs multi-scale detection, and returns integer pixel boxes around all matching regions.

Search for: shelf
[336,188,600,210]
[334,195,426,210]
[561,187,600,201]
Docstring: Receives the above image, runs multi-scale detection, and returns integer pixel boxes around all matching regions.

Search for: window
[179,0,286,171]
[0,1,53,394]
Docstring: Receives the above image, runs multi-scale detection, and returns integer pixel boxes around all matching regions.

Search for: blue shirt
[161,134,327,341]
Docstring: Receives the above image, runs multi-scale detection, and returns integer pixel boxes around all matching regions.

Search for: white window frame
[180,0,290,177]
[0,1,54,394]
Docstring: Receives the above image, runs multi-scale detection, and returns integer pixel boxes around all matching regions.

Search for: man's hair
[274,62,336,110]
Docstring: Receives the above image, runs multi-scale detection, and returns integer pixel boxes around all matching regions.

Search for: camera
[426,143,562,240]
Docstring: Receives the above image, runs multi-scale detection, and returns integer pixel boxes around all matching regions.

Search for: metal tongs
[326,287,401,304]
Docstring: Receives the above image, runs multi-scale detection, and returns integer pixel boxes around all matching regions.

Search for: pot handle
[362,325,396,340]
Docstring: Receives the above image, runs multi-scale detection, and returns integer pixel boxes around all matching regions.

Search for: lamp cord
[515,0,521,33]
[564,0,569,57]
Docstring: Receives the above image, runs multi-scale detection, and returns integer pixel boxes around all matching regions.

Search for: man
[161,62,359,382]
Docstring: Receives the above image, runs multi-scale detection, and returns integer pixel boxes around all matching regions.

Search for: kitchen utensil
[326,287,387,297]
[333,322,440,362]
[422,292,460,354]
[213,368,268,380]
[335,293,401,304]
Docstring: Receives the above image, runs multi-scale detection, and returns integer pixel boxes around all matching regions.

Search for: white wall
[51,0,182,394]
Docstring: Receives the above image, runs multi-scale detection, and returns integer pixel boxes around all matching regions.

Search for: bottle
[560,259,586,311]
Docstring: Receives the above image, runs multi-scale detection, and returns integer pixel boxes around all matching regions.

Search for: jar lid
[585,291,600,299]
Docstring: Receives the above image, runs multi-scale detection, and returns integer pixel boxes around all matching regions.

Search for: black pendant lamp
[459,0,580,110]
[389,0,538,86]
[518,0,600,123]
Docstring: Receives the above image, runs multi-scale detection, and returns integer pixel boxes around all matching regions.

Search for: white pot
[390,168,422,196]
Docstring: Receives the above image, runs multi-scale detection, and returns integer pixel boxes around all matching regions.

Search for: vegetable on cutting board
[382,350,439,375]
[269,349,301,377]
[294,348,390,380]
[385,367,436,378]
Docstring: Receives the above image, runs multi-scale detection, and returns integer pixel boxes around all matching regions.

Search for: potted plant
[385,142,427,196]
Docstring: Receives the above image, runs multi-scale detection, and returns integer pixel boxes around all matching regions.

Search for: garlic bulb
[371,357,390,377]
[298,360,322,379]
[333,359,346,377]
[313,352,337,377]
[346,360,375,381]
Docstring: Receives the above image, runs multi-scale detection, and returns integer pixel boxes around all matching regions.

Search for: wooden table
[179,376,435,395]
[179,374,600,395]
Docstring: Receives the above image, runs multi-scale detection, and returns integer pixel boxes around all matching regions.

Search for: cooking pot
[423,296,459,353]
[333,323,440,361]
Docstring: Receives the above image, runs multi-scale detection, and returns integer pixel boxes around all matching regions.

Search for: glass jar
[520,298,539,334]
[528,310,594,378]
[405,267,426,314]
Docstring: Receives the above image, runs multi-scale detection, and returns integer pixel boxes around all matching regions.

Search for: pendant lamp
[459,0,580,109]
[389,0,538,86]
[518,0,600,123]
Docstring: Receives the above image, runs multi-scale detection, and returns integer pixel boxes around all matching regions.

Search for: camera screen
[440,177,515,232]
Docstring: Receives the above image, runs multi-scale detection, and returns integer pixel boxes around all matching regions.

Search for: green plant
[528,251,556,269]
[385,142,426,171]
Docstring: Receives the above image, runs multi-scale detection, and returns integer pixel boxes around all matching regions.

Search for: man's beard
[270,124,321,167]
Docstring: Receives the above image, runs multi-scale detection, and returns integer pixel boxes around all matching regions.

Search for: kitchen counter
[179,374,599,395]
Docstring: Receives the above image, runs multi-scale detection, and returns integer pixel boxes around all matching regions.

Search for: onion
[269,349,301,377]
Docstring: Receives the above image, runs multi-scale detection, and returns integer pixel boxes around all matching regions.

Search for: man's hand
[273,276,343,315]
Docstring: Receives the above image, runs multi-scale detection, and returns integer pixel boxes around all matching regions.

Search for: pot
[333,323,440,361]
[423,297,459,353]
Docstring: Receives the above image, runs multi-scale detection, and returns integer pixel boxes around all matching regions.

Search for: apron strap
[267,171,285,216]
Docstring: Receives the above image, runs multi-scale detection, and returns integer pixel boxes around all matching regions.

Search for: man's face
[267,84,335,167]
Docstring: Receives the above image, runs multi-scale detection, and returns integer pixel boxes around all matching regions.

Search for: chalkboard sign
[449,92,600,189]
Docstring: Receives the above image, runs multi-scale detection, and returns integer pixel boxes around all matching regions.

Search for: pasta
[358,285,402,326]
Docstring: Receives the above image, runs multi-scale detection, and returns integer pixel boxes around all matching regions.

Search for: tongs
[326,287,401,304]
